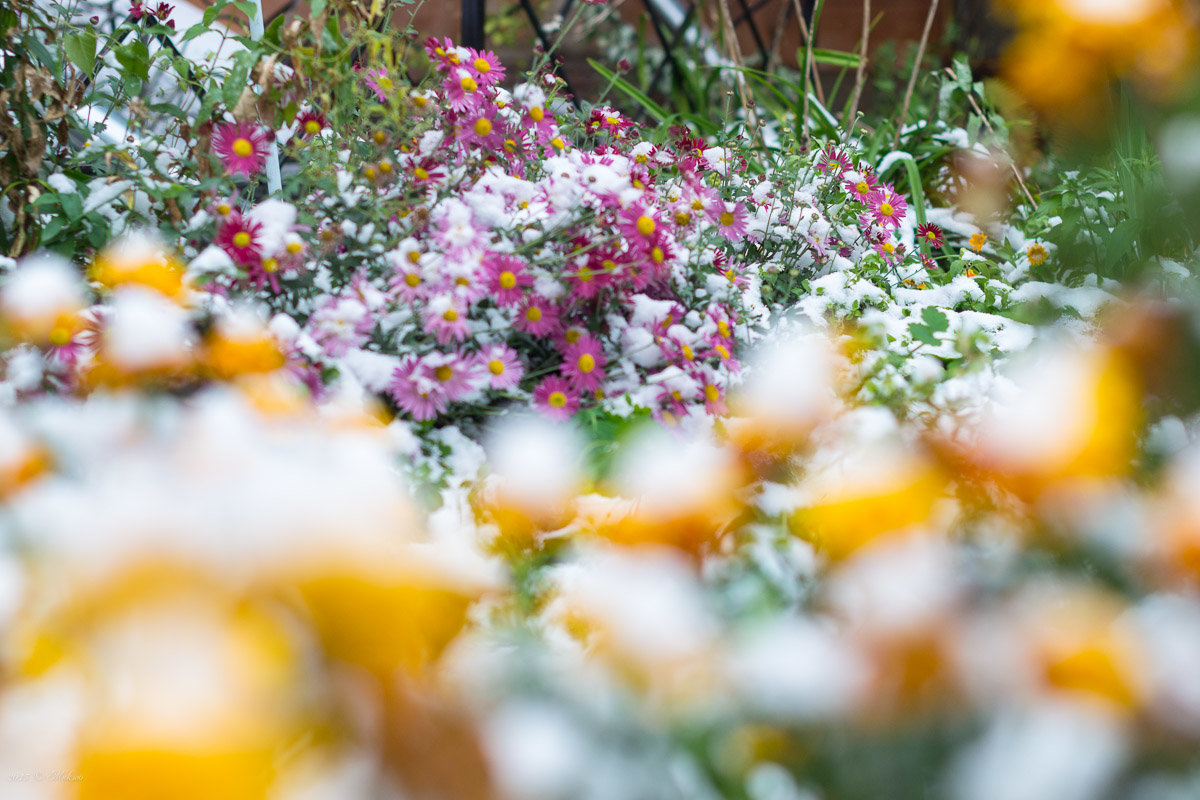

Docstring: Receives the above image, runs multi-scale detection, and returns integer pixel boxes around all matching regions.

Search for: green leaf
[809,48,862,68]
[203,0,231,27]
[114,40,151,82]
[60,192,84,221]
[40,215,66,242]
[222,61,251,109]
[64,29,97,76]
[588,59,669,124]
[232,0,258,21]
[311,0,327,16]
[909,323,939,347]
[921,306,949,333]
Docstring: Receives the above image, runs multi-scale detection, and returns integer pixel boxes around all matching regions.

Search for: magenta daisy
[515,296,560,337]
[533,375,579,421]
[617,203,665,246]
[916,223,945,248]
[388,357,450,422]
[867,186,907,230]
[421,350,478,401]
[458,105,503,150]
[711,201,750,242]
[362,67,393,102]
[560,333,606,392]
[444,67,483,113]
[484,253,533,307]
[424,296,471,345]
[476,344,524,390]
[843,169,879,200]
[215,211,263,266]
[818,146,851,175]
[212,121,269,177]
[295,109,328,138]
[467,48,506,87]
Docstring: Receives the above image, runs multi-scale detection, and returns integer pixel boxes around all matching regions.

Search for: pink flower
[458,105,503,150]
[515,296,560,337]
[560,333,606,392]
[818,146,851,175]
[389,357,450,422]
[533,375,579,421]
[215,211,263,266]
[444,67,484,113]
[867,186,906,230]
[467,48,506,87]
[307,296,371,358]
[424,295,471,345]
[362,67,393,102]
[212,121,269,177]
[566,257,609,301]
[916,223,945,248]
[617,203,666,247]
[422,350,479,401]
[295,109,328,138]
[710,200,750,242]
[484,253,532,307]
[844,169,879,200]
[476,344,524,390]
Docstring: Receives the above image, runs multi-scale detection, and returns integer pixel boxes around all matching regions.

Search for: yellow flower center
[378,160,392,174]
[636,215,655,236]
[548,391,567,408]
[530,106,544,122]
[565,329,581,344]
[287,241,303,254]
[635,153,648,164]
[856,181,869,194]
[719,211,735,227]
[705,384,720,402]
[405,273,421,287]
[413,95,427,108]
[233,232,251,248]
[263,257,278,273]
[415,167,429,181]
[364,166,377,179]
[473,57,491,73]
[577,353,595,373]
[377,76,393,91]
[49,325,71,347]
[474,118,492,136]
[525,306,542,322]
[442,308,458,322]
[576,266,593,282]
[651,247,664,263]
[681,345,693,361]
[691,199,704,211]
[504,139,517,152]
[435,365,453,382]
[606,115,620,125]
[716,344,730,360]
[488,359,505,375]
[883,242,895,254]
[601,259,616,271]
[499,271,517,289]
[461,76,477,92]
[216,202,232,216]
[304,120,321,135]
[232,138,253,157]
[372,131,386,144]
[551,137,565,150]
[718,320,730,338]
[676,212,691,225]
[407,250,421,264]
[880,202,894,217]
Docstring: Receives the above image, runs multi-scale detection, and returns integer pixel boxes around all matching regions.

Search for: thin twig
[843,0,870,142]
[716,0,761,139]
[791,0,825,104]
[765,0,793,73]
[892,0,938,151]
[943,67,1038,209]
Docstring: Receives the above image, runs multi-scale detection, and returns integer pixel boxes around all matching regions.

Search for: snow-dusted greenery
[6,1,1200,800]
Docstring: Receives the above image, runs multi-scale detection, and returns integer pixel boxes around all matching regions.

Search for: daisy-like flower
[916,223,945,248]
[424,295,470,345]
[843,169,879,201]
[215,211,263,266]
[867,186,907,230]
[515,296,560,337]
[1028,243,1048,265]
[362,67,393,102]
[711,201,750,242]
[476,344,523,390]
[389,356,450,422]
[307,295,371,358]
[247,255,284,294]
[561,333,606,392]
[294,109,328,138]
[425,36,463,70]
[445,67,482,112]
[484,253,533,307]
[467,48,506,87]
[617,203,664,246]
[458,105,503,150]
[702,379,728,416]
[818,146,851,175]
[212,121,269,177]
[567,258,609,302]
[969,232,988,252]
[533,375,579,421]
[422,350,478,401]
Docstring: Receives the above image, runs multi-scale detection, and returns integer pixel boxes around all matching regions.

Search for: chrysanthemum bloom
[389,357,450,421]
[424,296,471,345]
[711,201,750,242]
[445,67,482,112]
[212,121,269,177]
[844,169,879,200]
[294,109,327,138]
[459,106,503,150]
[215,211,264,266]
[969,232,988,252]
[702,380,728,416]
[421,350,478,401]
[1028,243,1048,265]
[561,333,606,392]
[515,296,560,337]
[425,36,463,70]
[818,146,851,175]
[618,204,664,245]
[867,187,907,230]
[362,67,393,102]
[567,258,610,302]
[477,344,524,390]
[247,255,284,294]
[467,48,506,87]
[916,223,945,248]
[306,295,371,358]
[485,253,533,307]
[533,375,579,421]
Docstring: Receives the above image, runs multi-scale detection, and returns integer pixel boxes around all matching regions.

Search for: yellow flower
[1027,243,1048,265]
[968,232,987,252]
